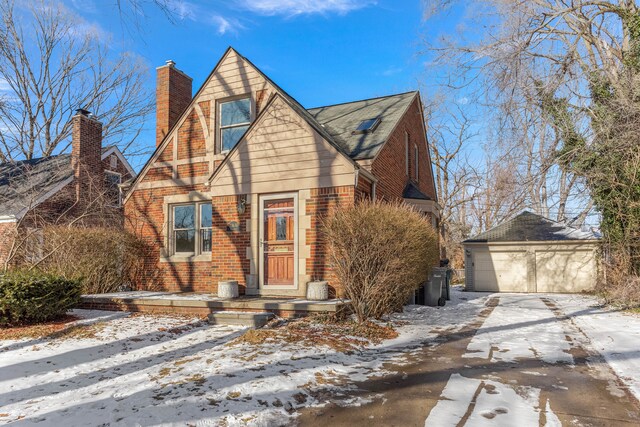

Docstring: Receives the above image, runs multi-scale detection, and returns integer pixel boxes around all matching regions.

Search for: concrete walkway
[298,294,640,426]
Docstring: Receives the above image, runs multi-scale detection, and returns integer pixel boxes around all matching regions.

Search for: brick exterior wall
[156,62,193,147]
[124,184,212,292]
[177,108,206,160]
[210,195,251,293]
[0,222,17,268]
[370,96,437,202]
[355,176,373,201]
[305,186,355,297]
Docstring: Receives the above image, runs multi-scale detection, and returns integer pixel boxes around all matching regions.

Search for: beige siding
[127,49,278,197]
[211,95,356,196]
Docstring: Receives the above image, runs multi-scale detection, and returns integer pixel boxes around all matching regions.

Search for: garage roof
[464,211,598,243]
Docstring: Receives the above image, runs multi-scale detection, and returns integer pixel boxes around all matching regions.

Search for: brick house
[124,47,439,297]
[0,110,136,267]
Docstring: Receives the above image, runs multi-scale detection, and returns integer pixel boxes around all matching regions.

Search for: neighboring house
[124,47,439,296]
[0,110,136,267]
[463,211,599,293]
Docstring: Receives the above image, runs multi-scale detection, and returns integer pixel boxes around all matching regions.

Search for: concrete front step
[208,311,275,328]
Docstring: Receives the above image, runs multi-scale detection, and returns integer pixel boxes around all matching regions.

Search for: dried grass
[0,314,80,340]
[600,251,640,309]
[229,316,398,353]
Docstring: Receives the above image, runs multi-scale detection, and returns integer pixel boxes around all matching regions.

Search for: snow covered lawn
[551,293,640,399]
[0,288,488,426]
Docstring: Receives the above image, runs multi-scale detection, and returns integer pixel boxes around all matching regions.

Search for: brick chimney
[71,109,103,201]
[156,60,192,147]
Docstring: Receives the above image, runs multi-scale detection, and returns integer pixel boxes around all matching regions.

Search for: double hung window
[220,98,251,152]
[172,203,212,254]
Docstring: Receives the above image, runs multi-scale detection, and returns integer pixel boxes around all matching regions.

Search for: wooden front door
[262,197,295,287]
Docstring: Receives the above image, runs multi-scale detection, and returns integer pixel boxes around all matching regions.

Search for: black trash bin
[426,269,446,307]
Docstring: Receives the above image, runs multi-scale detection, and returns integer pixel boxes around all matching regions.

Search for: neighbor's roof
[464,211,598,243]
[0,147,117,218]
[308,91,418,160]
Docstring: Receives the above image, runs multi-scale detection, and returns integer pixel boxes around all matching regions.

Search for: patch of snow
[425,373,551,426]
[463,295,573,364]
[0,288,490,426]
[549,293,640,401]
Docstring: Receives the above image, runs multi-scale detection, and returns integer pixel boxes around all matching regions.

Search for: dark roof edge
[307,90,419,111]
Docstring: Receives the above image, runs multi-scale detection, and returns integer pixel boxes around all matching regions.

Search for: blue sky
[64,0,465,164]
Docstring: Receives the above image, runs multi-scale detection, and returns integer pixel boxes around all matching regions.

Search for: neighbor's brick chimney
[71,109,103,201]
[156,60,192,147]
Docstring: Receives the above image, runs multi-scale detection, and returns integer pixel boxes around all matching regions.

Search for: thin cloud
[166,0,198,20]
[210,14,245,35]
[239,0,375,16]
[0,78,11,92]
[381,66,403,76]
[166,1,243,34]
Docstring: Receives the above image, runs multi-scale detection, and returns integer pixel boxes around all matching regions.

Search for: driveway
[299,294,640,426]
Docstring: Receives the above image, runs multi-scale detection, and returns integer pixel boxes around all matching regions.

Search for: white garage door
[535,249,597,293]
[473,250,528,292]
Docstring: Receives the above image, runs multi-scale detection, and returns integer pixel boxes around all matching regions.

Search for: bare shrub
[322,200,439,322]
[28,226,154,294]
[600,248,640,309]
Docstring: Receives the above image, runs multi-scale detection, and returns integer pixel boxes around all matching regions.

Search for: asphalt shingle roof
[464,211,598,243]
[403,181,431,200]
[308,91,418,160]
[0,147,114,218]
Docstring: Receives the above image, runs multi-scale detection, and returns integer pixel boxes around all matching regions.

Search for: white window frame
[219,96,252,154]
[405,131,409,176]
[414,144,419,182]
[104,171,122,207]
[170,202,212,256]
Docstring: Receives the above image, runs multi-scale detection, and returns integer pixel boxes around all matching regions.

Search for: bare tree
[424,94,479,264]
[421,0,606,229]
[0,0,152,162]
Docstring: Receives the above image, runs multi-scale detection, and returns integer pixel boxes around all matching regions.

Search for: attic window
[354,117,381,134]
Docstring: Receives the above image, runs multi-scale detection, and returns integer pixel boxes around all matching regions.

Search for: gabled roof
[464,211,599,243]
[308,91,418,160]
[235,51,361,166]
[0,147,132,219]
[403,181,431,200]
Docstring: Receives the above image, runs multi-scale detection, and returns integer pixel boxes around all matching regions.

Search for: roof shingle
[464,211,598,243]
[308,91,418,160]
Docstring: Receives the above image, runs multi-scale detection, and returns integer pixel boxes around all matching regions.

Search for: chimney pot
[166,59,176,67]
[76,108,91,116]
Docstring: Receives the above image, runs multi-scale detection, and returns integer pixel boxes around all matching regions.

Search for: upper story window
[414,144,419,181]
[405,132,410,176]
[171,203,212,255]
[220,97,251,153]
[104,171,122,207]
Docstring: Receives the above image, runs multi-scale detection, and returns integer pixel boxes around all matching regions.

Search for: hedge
[0,270,81,326]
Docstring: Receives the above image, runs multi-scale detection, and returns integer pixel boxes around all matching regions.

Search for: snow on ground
[0,287,489,426]
[425,373,551,426]
[463,295,573,364]
[549,293,640,400]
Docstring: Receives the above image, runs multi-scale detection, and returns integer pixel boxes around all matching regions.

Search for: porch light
[237,197,246,214]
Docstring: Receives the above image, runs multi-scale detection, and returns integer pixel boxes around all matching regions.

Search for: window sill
[160,253,211,263]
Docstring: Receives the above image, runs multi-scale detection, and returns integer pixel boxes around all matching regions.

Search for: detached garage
[463,211,599,293]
